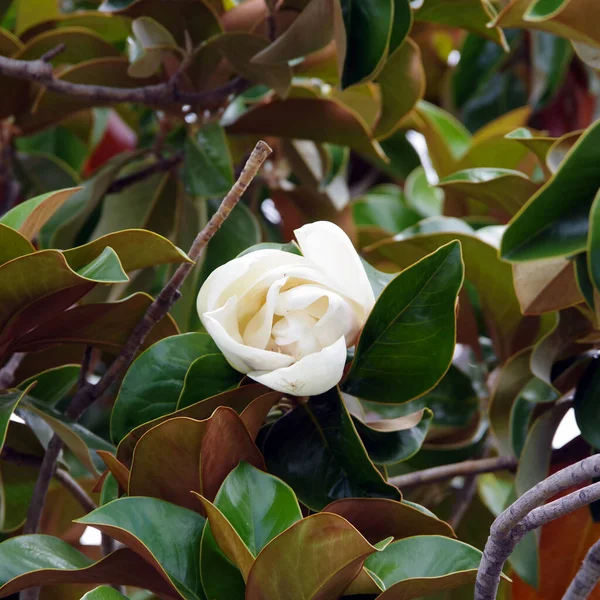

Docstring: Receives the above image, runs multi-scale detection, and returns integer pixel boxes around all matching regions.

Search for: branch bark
[105,153,183,195]
[0,352,25,389]
[0,52,249,107]
[475,454,600,600]
[20,140,271,547]
[563,538,600,600]
[389,455,518,490]
[54,469,97,514]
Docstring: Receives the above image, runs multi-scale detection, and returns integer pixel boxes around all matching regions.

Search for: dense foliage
[0,0,600,599]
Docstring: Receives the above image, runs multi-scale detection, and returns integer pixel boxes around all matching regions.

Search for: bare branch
[448,474,478,530]
[54,468,97,514]
[563,539,600,600]
[105,152,183,195]
[389,455,518,490]
[475,454,600,600]
[20,141,272,553]
[39,44,66,63]
[0,352,25,389]
[0,52,249,107]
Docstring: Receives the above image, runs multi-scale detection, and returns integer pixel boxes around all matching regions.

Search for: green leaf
[0,535,184,598]
[365,535,492,597]
[211,462,302,556]
[574,359,600,449]
[0,187,80,240]
[587,190,600,293]
[199,200,261,284]
[199,524,246,600]
[76,246,128,283]
[111,333,239,443]
[245,513,378,599]
[530,32,572,108]
[184,124,234,198]
[415,0,507,47]
[77,497,206,600]
[353,184,421,233]
[344,241,464,403]
[404,166,444,218]
[0,225,35,266]
[19,365,80,407]
[525,0,568,20]
[0,388,30,453]
[361,258,396,300]
[354,409,433,465]
[340,0,393,88]
[81,586,130,599]
[438,168,538,218]
[501,119,600,262]
[100,472,119,507]
[263,387,400,510]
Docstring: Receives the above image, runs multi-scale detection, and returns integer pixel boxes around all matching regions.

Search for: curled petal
[202,297,294,374]
[294,221,375,316]
[248,336,347,396]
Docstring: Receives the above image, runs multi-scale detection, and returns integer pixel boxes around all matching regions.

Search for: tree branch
[0,52,249,107]
[105,152,183,195]
[0,352,25,389]
[475,454,600,600]
[21,141,271,548]
[54,468,97,514]
[563,538,600,600]
[389,455,518,490]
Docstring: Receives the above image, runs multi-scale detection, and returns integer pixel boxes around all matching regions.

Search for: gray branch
[475,454,600,600]
[563,539,600,600]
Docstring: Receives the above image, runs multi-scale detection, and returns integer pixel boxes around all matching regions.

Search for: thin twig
[21,141,272,547]
[0,51,248,107]
[389,455,518,490]
[105,153,183,195]
[78,346,93,389]
[265,0,278,41]
[475,454,600,600]
[39,43,66,63]
[0,352,25,389]
[0,446,42,467]
[448,474,478,530]
[54,468,97,513]
[563,538,600,600]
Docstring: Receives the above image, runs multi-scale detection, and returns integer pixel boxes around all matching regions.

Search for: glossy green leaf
[263,387,400,510]
[415,0,507,47]
[344,241,464,403]
[245,513,378,600]
[530,31,572,108]
[78,497,206,600]
[525,0,568,20]
[0,536,177,598]
[76,246,128,282]
[438,168,538,217]
[81,586,130,599]
[111,333,240,443]
[0,187,81,240]
[574,359,600,449]
[501,119,600,262]
[515,402,572,496]
[365,535,493,598]
[587,189,600,293]
[0,225,35,266]
[100,472,119,507]
[199,199,261,285]
[0,388,29,453]
[354,409,433,465]
[184,124,234,198]
[199,523,246,600]
[353,184,421,234]
[211,462,302,556]
[374,37,424,139]
[365,225,536,361]
[18,365,80,407]
[340,0,393,87]
[404,166,444,218]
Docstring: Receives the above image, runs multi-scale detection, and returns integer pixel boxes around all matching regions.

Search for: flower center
[241,280,361,360]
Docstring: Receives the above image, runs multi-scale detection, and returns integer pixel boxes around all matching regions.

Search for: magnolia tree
[1,0,600,599]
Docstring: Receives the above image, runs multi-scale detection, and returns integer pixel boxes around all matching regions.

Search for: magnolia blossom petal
[243,277,287,350]
[294,221,375,315]
[202,297,294,374]
[197,249,307,313]
[248,336,347,396]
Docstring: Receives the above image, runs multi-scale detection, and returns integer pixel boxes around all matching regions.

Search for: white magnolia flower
[197,221,375,396]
